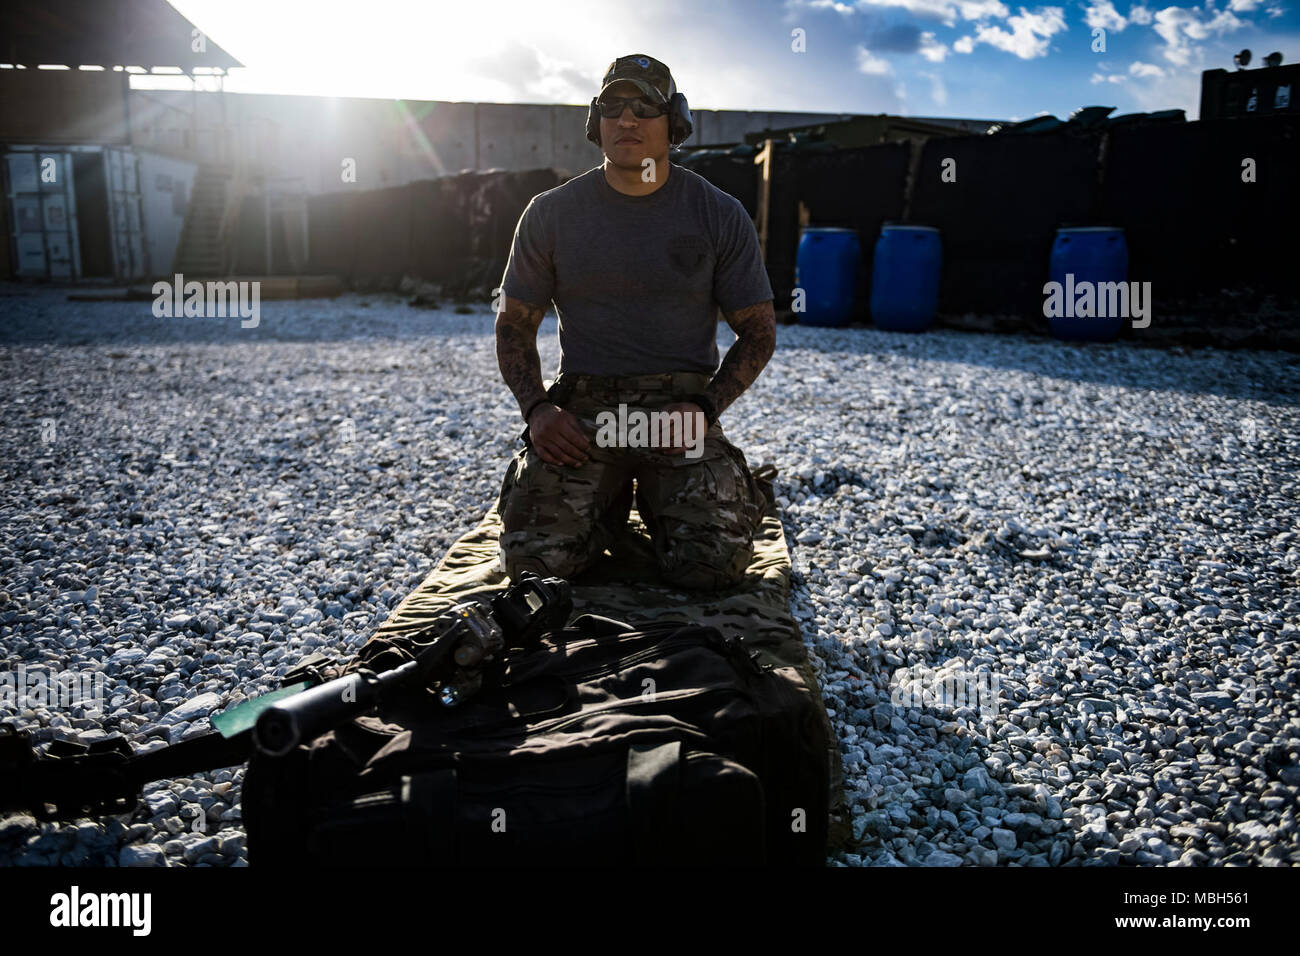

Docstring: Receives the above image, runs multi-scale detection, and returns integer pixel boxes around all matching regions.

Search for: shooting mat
[364,463,852,857]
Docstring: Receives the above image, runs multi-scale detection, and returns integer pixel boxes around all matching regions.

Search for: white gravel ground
[1,286,1297,867]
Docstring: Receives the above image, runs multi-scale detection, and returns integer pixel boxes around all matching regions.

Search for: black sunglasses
[596,95,669,119]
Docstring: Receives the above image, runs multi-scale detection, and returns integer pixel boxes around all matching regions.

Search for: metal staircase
[171,164,237,276]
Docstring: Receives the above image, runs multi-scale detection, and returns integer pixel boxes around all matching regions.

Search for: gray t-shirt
[499,163,773,376]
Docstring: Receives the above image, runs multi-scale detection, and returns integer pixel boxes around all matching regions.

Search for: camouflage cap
[598,54,677,106]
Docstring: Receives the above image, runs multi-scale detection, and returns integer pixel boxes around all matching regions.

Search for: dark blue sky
[774,0,1299,120]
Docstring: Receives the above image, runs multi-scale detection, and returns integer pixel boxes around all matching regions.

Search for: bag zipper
[512,626,763,685]
[563,630,741,681]
[538,684,746,735]
[517,623,703,669]
[439,684,748,747]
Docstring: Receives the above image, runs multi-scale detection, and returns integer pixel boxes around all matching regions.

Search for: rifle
[0,573,572,822]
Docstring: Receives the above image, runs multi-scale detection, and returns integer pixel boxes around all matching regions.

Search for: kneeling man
[494,54,776,590]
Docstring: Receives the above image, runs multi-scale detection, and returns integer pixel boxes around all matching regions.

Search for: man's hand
[651,402,708,457]
[528,403,591,467]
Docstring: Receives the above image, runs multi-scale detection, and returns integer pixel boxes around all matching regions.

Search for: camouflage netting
[357,464,851,856]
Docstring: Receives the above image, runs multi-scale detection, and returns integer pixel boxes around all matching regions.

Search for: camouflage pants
[497,371,764,590]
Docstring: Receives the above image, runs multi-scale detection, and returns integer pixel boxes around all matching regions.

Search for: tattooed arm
[496,294,590,467]
[495,295,550,417]
[704,300,777,416]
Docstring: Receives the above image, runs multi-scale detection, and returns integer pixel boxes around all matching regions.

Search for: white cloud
[792,0,1011,28]
[1128,4,1153,25]
[1227,0,1262,11]
[920,70,949,104]
[1124,59,1202,114]
[856,45,895,75]
[800,0,958,25]
[1207,8,1248,31]
[957,0,1011,19]
[1151,9,1195,65]
[1106,19,1257,116]
[1085,1,1127,31]
[1129,60,1166,77]
[919,31,950,61]
[1090,71,1127,83]
[1153,5,1245,66]
[857,0,962,20]
[805,0,857,14]
[953,34,976,52]
[972,6,1067,59]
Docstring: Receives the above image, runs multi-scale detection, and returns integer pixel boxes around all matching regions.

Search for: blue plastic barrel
[869,225,942,331]
[794,228,859,327]
[1048,227,1129,341]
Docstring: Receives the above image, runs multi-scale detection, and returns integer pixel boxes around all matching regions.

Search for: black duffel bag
[242,614,830,866]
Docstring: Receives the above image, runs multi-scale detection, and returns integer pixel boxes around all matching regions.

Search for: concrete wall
[691,107,856,145]
[125,90,858,194]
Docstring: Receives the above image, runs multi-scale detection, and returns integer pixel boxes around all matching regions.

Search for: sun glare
[146,0,601,102]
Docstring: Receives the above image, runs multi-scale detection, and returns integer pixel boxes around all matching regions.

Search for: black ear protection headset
[585,54,694,149]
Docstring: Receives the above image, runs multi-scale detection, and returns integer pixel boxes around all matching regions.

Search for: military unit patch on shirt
[667,233,709,276]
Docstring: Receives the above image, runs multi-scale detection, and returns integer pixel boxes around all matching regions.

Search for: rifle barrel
[253,665,412,756]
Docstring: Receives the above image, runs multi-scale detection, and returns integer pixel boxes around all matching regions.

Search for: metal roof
[0,0,242,71]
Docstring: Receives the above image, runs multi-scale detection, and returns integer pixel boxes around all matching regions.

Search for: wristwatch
[683,393,718,427]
